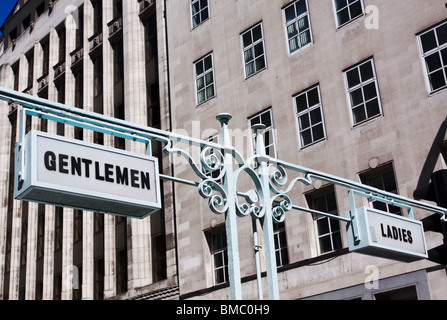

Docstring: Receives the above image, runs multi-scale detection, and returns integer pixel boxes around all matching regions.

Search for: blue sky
[0,0,18,35]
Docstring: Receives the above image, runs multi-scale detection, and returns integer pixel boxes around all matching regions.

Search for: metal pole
[253,124,280,300]
[252,218,263,300]
[217,113,242,300]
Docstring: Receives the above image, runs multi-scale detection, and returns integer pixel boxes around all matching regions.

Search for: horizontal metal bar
[269,156,447,219]
[159,174,198,187]
[0,87,239,156]
[291,205,352,223]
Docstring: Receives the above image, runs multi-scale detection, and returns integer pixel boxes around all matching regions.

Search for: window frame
[248,108,277,159]
[360,163,401,215]
[294,84,327,149]
[282,0,313,55]
[190,0,210,29]
[241,22,267,79]
[307,189,343,255]
[273,222,289,267]
[332,0,365,29]
[194,52,216,106]
[343,57,383,126]
[207,229,229,285]
[417,19,447,94]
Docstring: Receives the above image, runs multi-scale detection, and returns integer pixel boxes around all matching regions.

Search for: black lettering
[140,171,151,190]
[116,166,129,186]
[402,229,408,243]
[104,163,114,183]
[407,231,413,244]
[387,225,393,239]
[44,151,56,171]
[95,161,105,181]
[381,223,387,238]
[71,157,82,176]
[392,226,399,240]
[131,169,139,188]
[59,154,69,174]
[82,159,92,178]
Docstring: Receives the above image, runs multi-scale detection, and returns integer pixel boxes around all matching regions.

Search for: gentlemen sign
[346,207,428,262]
[15,130,161,219]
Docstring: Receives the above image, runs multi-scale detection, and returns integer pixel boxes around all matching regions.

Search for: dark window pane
[353,106,366,123]
[337,8,349,26]
[430,70,446,90]
[436,23,447,46]
[301,129,312,146]
[307,87,320,107]
[349,1,363,19]
[426,52,442,72]
[285,5,295,23]
[366,99,380,117]
[347,68,361,88]
[243,32,252,47]
[255,56,265,71]
[252,25,262,42]
[319,235,332,253]
[261,111,272,127]
[204,55,212,71]
[196,61,204,75]
[254,42,264,57]
[201,8,209,22]
[350,88,364,106]
[312,124,325,141]
[299,114,310,129]
[317,218,330,235]
[296,94,308,113]
[296,0,307,16]
[360,61,374,81]
[335,0,347,11]
[310,108,322,124]
[420,31,437,53]
[363,82,377,101]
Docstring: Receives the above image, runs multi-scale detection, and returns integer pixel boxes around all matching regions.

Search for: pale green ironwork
[1,87,447,301]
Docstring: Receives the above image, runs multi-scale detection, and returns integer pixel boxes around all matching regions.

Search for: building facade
[1,0,447,300]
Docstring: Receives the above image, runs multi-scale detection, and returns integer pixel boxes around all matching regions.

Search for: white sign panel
[15,130,161,219]
[346,207,428,262]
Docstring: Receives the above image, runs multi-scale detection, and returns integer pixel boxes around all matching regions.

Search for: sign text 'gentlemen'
[43,151,151,190]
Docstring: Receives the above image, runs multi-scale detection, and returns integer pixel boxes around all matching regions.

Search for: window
[273,222,289,267]
[334,0,364,28]
[202,134,221,180]
[294,84,326,148]
[207,230,228,285]
[249,108,276,158]
[307,188,343,254]
[374,286,418,300]
[242,23,267,78]
[418,20,447,93]
[191,0,209,28]
[195,53,215,105]
[344,58,382,125]
[360,164,401,215]
[283,0,312,54]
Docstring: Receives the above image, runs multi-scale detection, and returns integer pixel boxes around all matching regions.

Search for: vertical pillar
[22,47,38,300]
[82,0,95,300]
[123,0,152,290]
[61,9,77,300]
[216,113,242,300]
[253,124,280,300]
[101,0,117,300]
[158,0,178,285]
